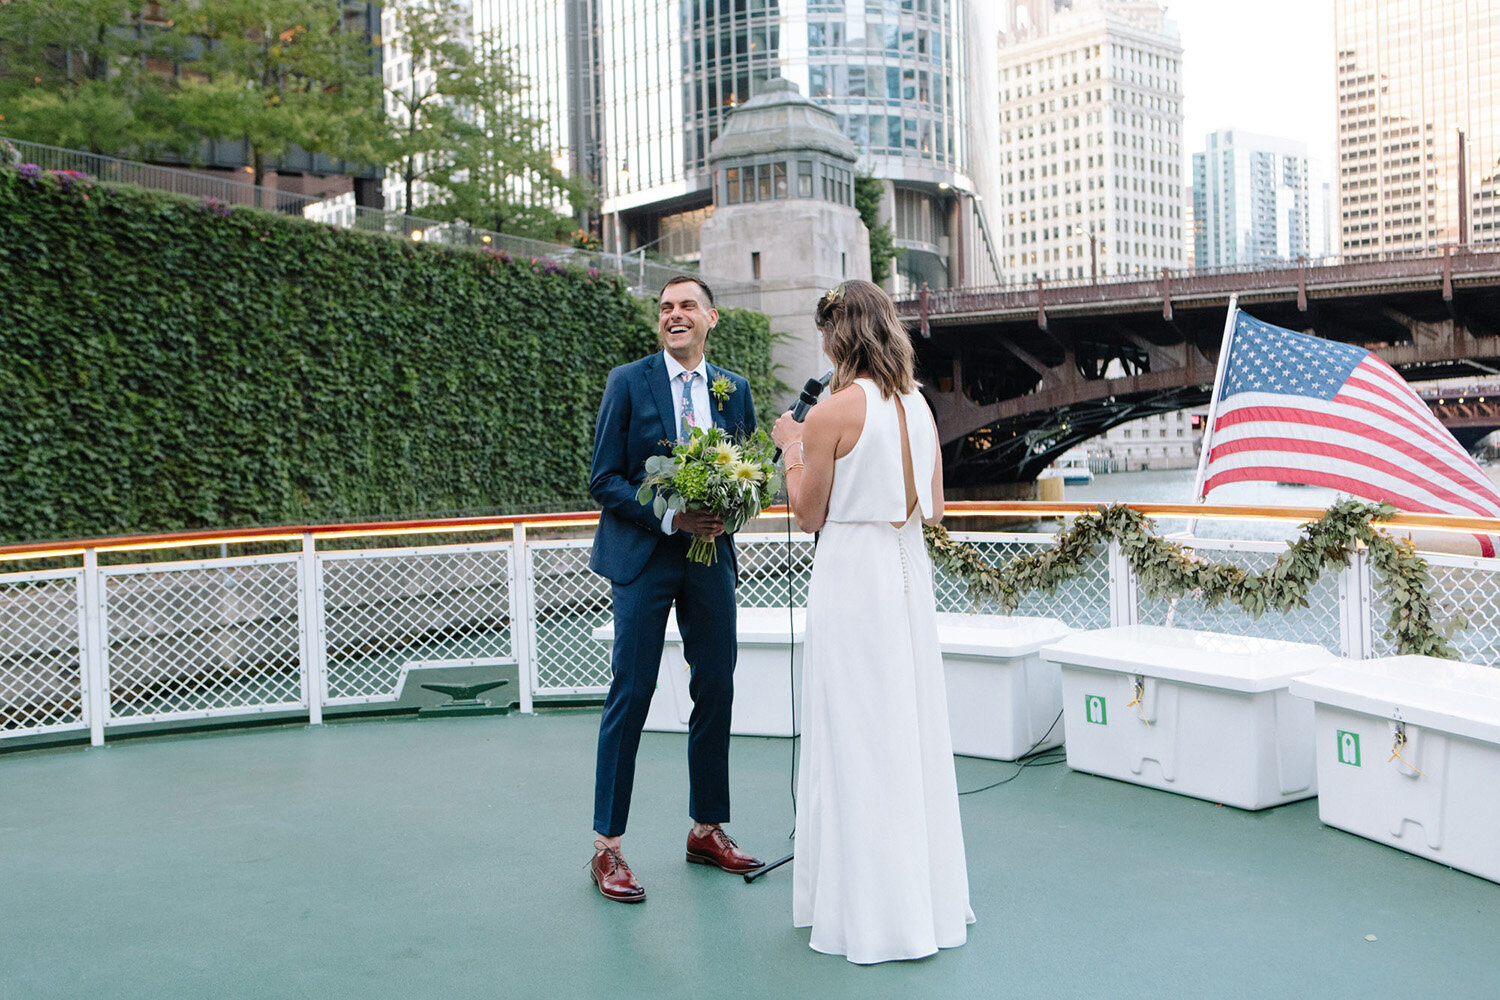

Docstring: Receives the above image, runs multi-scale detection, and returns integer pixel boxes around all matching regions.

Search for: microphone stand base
[744,851,794,883]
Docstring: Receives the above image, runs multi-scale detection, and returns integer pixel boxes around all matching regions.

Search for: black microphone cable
[958,708,1068,796]
[746,378,831,883]
[786,501,798,827]
[778,371,829,818]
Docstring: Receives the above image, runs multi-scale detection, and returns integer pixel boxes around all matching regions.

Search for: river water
[1059,467,1343,541]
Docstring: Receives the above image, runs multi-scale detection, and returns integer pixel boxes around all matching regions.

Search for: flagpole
[1186,295,1240,533]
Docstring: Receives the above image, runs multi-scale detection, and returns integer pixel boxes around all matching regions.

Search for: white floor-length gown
[792,378,974,964]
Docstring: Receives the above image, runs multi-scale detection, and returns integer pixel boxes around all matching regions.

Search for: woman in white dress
[771,280,973,964]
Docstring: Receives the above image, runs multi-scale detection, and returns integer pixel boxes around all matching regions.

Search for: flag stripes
[1199,310,1500,556]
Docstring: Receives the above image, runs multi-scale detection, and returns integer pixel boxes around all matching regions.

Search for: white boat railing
[2,504,1497,747]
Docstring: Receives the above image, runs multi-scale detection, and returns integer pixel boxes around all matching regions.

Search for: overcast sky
[1167,0,1337,174]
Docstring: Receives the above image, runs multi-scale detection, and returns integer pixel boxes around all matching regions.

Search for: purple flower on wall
[200,196,232,217]
[48,169,90,193]
[17,163,41,182]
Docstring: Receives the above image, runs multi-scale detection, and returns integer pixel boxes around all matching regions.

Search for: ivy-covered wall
[0,168,777,543]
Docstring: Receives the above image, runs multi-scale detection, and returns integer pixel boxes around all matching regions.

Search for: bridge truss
[896,245,1500,486]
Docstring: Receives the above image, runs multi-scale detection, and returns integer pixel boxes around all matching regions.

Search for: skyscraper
[995,0,1184,284]
[1192,129,1312,269]
[1335,0,1498,253]
[476,0,1001,292]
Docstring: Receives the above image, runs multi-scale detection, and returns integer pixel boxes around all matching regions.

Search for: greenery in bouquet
[636,426,783,564]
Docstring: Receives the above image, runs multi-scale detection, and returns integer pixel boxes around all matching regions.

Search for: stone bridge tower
[700,79,871,407]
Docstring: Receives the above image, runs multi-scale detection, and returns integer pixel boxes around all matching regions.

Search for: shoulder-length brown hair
[814,280,915,398]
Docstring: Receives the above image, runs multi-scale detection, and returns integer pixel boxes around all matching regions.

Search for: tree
[379,0,585,237]
[854,174,900,286]
[166,0,379,191]
[0,0,178,155]
[432,50,589,241]
[378,0,476,218]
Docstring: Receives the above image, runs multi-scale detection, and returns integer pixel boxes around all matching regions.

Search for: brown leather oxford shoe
[685,826,764,874]
[591,844,646,903]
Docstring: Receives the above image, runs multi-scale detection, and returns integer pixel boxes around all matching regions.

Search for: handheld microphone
[790,369,834,423]
[774,369,834,462]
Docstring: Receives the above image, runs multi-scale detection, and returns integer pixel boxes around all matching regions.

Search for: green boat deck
[3,711,1496,999]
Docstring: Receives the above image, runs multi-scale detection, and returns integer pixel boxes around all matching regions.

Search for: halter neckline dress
[792,378,974,964]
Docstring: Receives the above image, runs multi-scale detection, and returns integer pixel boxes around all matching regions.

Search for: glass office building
[1192,129,1313,268]
[476,0,1000,290]
[1335,0,1498,252]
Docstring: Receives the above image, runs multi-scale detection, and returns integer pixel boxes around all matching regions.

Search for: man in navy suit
[587,275,765,902]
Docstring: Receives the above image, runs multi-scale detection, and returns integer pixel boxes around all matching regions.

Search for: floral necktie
[679,371,698,443]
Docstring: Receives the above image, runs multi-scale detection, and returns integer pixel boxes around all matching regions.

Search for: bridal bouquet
[636,426,783,564]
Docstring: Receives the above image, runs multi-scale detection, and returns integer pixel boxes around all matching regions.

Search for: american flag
[1199,309,1500,555]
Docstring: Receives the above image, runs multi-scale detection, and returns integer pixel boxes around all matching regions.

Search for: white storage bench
[1289,656,1500,883]
[936,613,1074,760]
[1042,625,1338,810]
[592,607,803,738]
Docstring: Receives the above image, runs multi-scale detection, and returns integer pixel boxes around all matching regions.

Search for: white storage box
[592,607,803,737]
[1042,625,1338,810]
[936,613,1074,760]
[1289,656,1500,883]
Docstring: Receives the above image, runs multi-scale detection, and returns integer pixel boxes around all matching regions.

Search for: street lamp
[613,160,630,267]
[1074,225,1098,284]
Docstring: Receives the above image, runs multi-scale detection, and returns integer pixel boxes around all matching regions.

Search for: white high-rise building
[475,0,1003,292]
[995,0,1185,284]
[1192,129,1312,269]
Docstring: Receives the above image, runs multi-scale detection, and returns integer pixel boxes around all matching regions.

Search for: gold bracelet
[785,462,805,472]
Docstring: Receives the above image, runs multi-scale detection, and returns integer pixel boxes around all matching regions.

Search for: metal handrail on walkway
[2,501,1499,750]
[898,241,1500,306]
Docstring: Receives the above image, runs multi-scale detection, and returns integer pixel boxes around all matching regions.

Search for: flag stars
[1221,313,1367,403]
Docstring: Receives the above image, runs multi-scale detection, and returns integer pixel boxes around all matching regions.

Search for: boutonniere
[710,374,735,410]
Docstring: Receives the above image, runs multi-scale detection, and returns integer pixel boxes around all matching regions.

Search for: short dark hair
[659,273,715,308]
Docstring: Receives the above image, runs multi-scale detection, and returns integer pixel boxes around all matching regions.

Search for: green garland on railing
[924,500,1459,658]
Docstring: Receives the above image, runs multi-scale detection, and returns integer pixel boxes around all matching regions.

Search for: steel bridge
[895,244,1500,486]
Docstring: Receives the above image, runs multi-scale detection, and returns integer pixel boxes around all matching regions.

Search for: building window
[752,251,761,279]
[798,161,813,198]
[726,167,741,205]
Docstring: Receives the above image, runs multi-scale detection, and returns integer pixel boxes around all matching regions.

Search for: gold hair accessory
[825,283,845,304]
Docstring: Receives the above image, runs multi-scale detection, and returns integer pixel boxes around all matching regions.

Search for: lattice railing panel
[0,573,85,736]
[932,534,1112,630]
[1137,541,1343,652]
[105,560,302,719]
[735,535,816,608]
[1371,556,1500,666]
[321,547,512,701]
[528,542,612,693]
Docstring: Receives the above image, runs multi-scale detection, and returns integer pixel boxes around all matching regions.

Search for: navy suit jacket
[589,352,757,586]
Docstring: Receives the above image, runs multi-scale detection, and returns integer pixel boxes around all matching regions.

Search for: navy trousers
[593,533,737,838]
